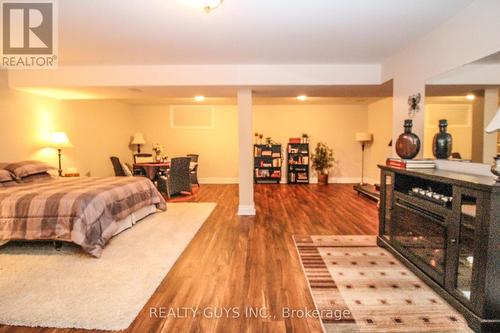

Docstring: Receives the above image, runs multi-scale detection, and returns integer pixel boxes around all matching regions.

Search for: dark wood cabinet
[378,165,500,333]
[254,144,282,184]
[287,143,310,184]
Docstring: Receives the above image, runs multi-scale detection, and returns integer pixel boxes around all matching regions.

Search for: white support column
[237,88,255,216]
[483,88,499,163]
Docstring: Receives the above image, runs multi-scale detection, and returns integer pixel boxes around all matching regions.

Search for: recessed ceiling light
[466,94,475,101]
[194,95,205,102]
[297,95,307,101]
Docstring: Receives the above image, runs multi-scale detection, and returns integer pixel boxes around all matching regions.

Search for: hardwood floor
[0,184,378,333]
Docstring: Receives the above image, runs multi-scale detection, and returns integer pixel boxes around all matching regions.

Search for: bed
[0,176,167,257]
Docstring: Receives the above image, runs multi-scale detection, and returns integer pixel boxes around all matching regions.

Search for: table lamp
[49,132,72,176]
[485,106,500,181]
[355,132,373,185]
[131,133,146,153]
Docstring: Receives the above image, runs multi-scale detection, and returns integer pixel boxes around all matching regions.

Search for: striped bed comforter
[0,177,167,257]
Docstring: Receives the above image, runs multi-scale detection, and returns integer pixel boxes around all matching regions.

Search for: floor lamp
[355,132,373,185]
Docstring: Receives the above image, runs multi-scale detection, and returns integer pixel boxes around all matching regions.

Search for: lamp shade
[49,132,72,148]
[485,107,500,133]
[355,132,373,142]
[131,133,146,145]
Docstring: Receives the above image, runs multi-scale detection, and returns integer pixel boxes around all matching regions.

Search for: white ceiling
[57,0,473,66]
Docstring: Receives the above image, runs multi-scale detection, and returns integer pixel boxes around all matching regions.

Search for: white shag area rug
[0,202,216,331]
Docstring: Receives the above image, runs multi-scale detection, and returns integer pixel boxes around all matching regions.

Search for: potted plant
[311,142,335,185]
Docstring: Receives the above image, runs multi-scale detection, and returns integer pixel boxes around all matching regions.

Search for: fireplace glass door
[392,199,447,283]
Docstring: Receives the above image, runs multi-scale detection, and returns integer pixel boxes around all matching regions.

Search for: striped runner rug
[293,235,472,333]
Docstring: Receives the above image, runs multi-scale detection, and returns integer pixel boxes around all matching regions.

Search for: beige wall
[130,103,391,183]
[0,88,134,177]
[365,98,393,183]
[423,103,473,160]
[130,105,239,182]
[253,104,369,182]
[471,97,485,163]
[0,88,394,183]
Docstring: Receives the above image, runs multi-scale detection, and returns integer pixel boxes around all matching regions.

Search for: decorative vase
[155,152,162,162]
[432,119,453,159]
[318,173,328,185]
[395,119,421,159]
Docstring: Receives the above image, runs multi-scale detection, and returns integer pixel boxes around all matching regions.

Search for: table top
[133,162,170,167]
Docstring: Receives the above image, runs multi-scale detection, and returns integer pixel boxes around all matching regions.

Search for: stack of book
[386,158,435,169]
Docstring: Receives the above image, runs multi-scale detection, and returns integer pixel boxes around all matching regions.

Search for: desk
[133,162,170,180]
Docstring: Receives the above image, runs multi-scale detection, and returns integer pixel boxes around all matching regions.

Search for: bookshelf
[287,143,310,184]
[254,144,282,184]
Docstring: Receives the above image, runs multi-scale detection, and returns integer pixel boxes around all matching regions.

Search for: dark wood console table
[378,165,500,333]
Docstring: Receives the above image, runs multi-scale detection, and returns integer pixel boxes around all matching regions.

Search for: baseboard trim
[237,204,256,216]
[199,177,239,184]
[199,177,372,185]
[364,177,378,185]
[309,176,361,184]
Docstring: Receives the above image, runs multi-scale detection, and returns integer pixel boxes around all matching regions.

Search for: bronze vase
[396,119,421,160]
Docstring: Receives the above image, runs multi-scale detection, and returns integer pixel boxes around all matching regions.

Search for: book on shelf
[289,156,308,165]
[386,158,435,169]
[254,169,280,178]
[297,172,308,180]
[255,168,273,178]
[270,170,281,178]
[259,161,272,167]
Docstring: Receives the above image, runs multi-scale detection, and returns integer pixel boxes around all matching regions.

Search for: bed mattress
[0,177,166,257]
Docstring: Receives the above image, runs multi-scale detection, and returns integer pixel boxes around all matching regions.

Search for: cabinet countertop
[378,165,500,192]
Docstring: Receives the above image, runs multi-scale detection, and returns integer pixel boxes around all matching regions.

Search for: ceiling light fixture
[194,95,205,102]
[297,95,307,101]
[466,94,475,101]
[203,0,223,13]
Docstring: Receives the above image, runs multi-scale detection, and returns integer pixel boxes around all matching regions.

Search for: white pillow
[121,162,133,176]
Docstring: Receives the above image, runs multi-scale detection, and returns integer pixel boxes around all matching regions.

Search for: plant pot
[317,173,329,185]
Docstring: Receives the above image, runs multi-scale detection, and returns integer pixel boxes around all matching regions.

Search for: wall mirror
[425,51,500,163]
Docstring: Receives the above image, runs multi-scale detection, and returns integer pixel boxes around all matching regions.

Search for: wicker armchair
[110,156,126,176]
[187,154,199,186]
[159,157,192,198]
